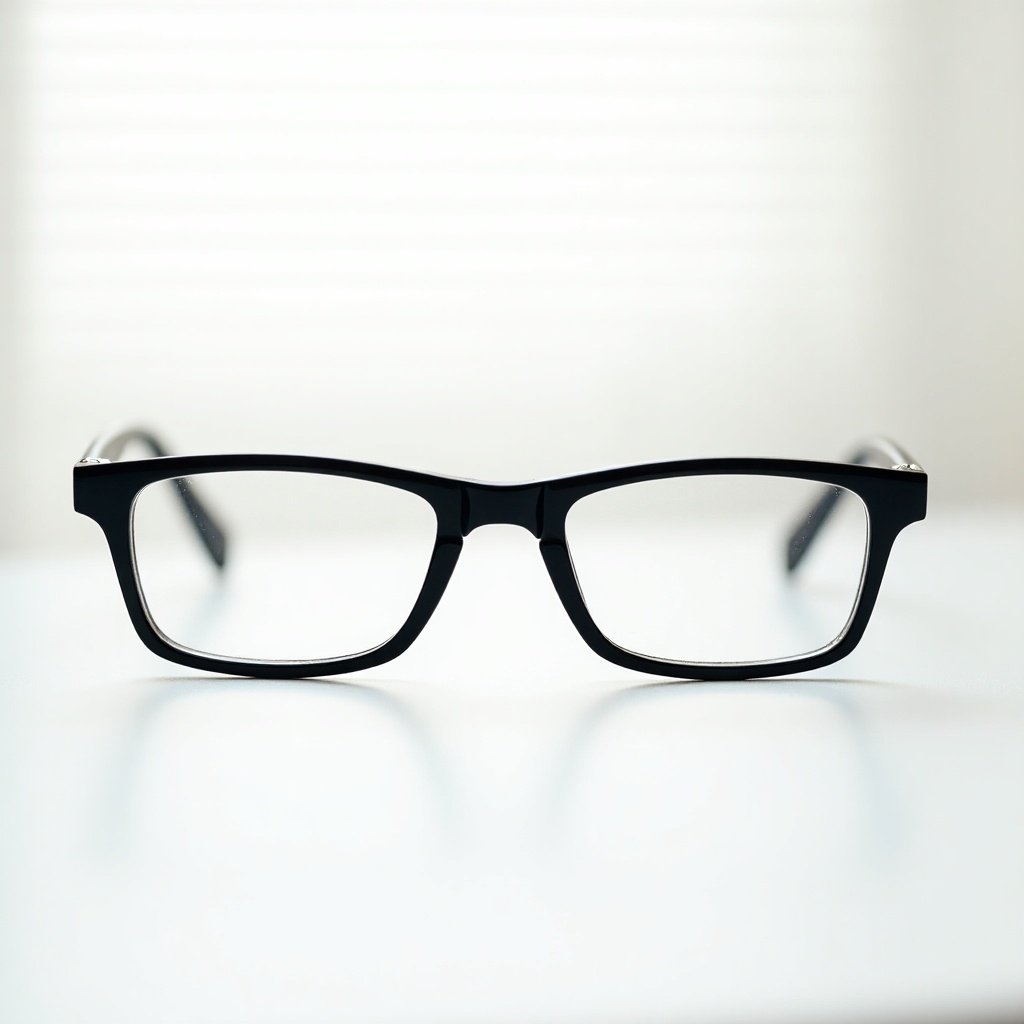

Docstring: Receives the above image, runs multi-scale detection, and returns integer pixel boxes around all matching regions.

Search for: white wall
[1,0,24,541]
[5,0,1023,553]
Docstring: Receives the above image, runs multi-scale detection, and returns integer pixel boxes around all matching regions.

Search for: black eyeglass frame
[74,430,927,681]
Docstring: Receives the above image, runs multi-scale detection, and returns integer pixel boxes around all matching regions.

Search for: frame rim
[74,453,927,681]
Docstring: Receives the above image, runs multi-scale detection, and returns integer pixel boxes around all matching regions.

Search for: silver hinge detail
[893,463,923,472]
[77,457,110,466]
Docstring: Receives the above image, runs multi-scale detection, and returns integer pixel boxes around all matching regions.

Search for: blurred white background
[2,0,1022,554]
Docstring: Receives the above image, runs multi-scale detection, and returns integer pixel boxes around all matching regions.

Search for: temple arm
[785,437,924,574]
[79,426,228,569]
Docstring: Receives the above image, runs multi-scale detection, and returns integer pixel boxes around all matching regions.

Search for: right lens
[132,471,438,662]
[565,474,868,666]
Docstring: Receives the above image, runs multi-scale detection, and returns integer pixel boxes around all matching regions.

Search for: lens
[565,475,868,665]
[133,472,437,662]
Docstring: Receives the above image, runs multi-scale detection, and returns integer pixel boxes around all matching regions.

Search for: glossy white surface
[2,508,1023,1023]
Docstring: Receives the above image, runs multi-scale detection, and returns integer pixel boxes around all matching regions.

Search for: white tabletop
[2,507,1023,1023]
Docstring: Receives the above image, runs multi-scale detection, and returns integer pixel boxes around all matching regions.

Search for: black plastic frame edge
[74,452,927,681]
[785,436,924,572]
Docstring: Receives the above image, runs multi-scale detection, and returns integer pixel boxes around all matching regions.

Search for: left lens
[132,471,437,663]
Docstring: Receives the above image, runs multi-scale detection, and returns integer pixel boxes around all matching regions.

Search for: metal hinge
[893,462,923,472]
[76,457,110,466]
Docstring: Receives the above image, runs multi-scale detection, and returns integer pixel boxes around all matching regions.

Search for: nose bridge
[461,481,544,537]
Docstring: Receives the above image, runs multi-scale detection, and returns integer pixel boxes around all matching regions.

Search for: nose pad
[461,482,544,537]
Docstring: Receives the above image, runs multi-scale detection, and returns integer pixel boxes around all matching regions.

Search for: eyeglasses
[74,426,927,681]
